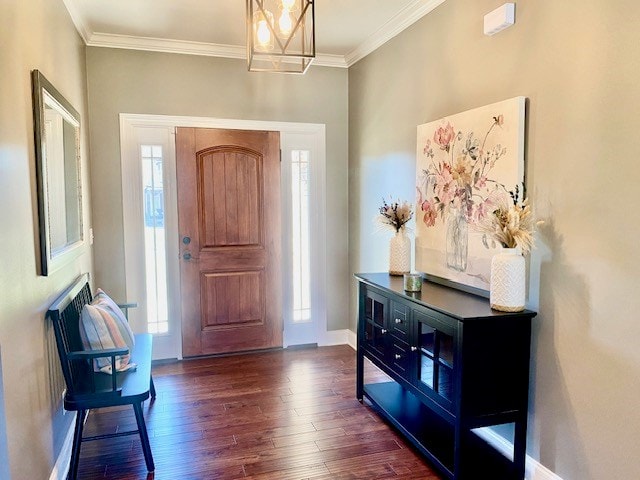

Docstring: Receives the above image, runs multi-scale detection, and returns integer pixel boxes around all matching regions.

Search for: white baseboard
[319,329,359,349]
[284,328,351,349]
[474,428,562,480]
[49,414,76,480]
[318,329,349,346]
[347,329,357,350]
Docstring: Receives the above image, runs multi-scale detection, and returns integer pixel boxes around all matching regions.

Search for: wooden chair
[47,273,155,480]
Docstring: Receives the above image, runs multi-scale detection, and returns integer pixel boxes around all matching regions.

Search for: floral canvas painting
[415,97,526,291]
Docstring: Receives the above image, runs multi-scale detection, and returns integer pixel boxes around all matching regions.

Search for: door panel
[200,149,261,247]
[200,271,263,329]
[177,127,282,356]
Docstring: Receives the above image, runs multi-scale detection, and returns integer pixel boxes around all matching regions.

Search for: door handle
[182,252,199,261]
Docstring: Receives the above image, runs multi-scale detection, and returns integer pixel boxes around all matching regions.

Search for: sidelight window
[141,145,169,334]
[291,150,311,322]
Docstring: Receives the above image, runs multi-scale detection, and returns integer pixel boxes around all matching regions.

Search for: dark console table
[355,273,536,480]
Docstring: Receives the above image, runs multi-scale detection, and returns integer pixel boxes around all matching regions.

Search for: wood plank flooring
[77,345,442,479]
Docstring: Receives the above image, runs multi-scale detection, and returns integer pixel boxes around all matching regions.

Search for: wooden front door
[176,127,282,357]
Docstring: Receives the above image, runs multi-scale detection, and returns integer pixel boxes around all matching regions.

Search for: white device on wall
[484,3,515,36]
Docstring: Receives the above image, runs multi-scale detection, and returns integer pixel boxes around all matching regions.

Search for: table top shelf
[355,272,536,322]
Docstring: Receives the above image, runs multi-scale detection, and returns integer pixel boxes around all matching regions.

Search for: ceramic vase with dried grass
[389,229,411,276]
[490,247,526,312]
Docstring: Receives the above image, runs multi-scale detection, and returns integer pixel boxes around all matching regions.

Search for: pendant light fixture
[247,0,315,74]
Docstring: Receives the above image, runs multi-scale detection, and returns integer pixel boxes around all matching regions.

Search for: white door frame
[120,113,328,358]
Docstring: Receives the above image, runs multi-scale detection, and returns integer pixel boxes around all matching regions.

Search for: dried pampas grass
[474,187,541,255]
[376,198,413,233]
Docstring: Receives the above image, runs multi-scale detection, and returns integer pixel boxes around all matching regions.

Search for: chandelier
[247,0,315,74]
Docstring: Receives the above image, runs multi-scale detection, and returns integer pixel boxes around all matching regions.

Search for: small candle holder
[403,273,422,292]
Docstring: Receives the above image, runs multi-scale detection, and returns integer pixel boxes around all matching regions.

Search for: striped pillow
[79,290,136,374]
[92,288,136,348]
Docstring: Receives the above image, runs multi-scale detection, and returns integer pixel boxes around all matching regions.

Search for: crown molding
[344,0,446,67]
[313,54,349,68]
[87,32,348,68]
[88,33,246,59]
[65,0,447,69]
[61,0,91,43]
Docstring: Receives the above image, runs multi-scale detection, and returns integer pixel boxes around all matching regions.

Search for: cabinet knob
[381,329,387,334]
[395,354,402,360]
[411,346,418,352]
[395,318,402,324]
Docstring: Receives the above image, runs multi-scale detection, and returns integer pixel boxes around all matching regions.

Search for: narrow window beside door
[291,150,311,322]
[141,145,169,334]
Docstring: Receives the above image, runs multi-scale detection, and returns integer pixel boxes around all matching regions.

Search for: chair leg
[67,409,87,480]
[133,402,155,472]
[150,375,156,400]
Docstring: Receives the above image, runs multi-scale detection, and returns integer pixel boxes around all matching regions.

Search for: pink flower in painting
[472,199,491,223]
[473,173,489,190]
[434,167,455,205]
[421,200,437,227]
[433,123,455,152]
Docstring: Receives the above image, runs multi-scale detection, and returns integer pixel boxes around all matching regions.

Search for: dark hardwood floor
[77,345,442,479]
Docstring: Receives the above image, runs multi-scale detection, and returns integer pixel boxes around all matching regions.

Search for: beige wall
[0,348,9,478]
[349,0,640,478]
[85,48,350,332]
[0,0,93,477]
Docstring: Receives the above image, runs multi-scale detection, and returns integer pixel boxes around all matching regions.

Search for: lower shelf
[363,381,455,477]
[363,381,520,480]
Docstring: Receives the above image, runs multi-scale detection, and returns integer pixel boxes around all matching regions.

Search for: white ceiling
[62,0,445,68]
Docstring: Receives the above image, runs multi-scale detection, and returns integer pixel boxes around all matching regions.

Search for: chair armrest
[67,348,130,393]
[68,347,129,360]
[117,303,138,309]
[117,303,137,321]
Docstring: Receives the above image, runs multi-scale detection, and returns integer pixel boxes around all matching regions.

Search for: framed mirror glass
[32,70,83,276]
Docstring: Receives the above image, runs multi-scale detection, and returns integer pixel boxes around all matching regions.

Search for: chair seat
[64,334,153,410]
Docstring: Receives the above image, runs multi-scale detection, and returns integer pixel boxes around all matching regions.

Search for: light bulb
[253,9,274,50]
[278,10,293,36]
[281,0,296,11]
[256,19,271,46]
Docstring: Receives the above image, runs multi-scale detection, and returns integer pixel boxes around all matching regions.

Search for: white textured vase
[389,229,411,276]
[490,247,526,312]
